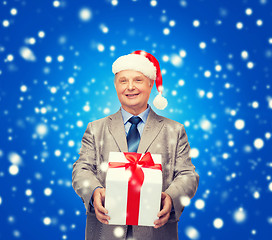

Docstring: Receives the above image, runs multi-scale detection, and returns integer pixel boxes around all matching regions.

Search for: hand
[154,192,173,229]
[92,188,110,224]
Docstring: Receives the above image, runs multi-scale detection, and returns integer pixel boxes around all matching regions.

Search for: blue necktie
[126,116,141,236]
[127,116,141,152]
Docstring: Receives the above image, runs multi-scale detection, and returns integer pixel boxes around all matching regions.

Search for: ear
[114,75,117,88]
[150,79,155,88]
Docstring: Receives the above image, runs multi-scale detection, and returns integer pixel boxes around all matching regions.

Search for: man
[72,50,199,240]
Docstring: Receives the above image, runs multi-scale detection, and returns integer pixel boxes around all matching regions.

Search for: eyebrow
[133,76,144,80]
[118,75,144,81]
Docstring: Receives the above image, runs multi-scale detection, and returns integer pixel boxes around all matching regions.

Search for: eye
[136,79,142,82]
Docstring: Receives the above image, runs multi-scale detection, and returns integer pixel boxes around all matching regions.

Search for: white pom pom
[153,93,168,110]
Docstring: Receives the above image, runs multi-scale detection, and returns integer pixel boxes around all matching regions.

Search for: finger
[154,214,169,228]
[95,209,111,221]
[100,219,109,225]
[100,206,108,215]
[94,201,110,219]
[96,204,108,215]
[161,192,166,200]
[158,197,171,217]
[154,213,168,225]
[154,220,165,229]
[100,190,106,203]
[94,199,108,214]
[157,204,170,217]
[154,223,162,229]
[157,208,166,218]
[96,214,109,225]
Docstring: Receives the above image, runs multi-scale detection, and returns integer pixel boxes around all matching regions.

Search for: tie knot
[128,116,141,125]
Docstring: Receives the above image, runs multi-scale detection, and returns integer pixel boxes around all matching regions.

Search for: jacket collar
[108,107,164,153]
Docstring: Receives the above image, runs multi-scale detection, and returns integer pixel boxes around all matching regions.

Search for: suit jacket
[72,108,199,240]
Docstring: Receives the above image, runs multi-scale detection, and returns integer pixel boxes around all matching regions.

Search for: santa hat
[112,50,168,110]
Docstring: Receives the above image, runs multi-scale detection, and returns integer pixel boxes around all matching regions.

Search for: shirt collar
[121,104,151,124]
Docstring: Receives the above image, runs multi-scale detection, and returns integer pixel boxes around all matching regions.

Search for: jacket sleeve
[165,124,200,221]
[72,122,104,212]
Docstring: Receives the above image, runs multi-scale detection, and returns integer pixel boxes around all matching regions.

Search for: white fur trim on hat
[112,54,157,80]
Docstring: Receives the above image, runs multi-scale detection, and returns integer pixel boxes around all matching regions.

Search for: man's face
[115,70,154,115]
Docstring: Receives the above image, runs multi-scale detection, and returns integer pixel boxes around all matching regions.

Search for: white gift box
[105,152,162,226]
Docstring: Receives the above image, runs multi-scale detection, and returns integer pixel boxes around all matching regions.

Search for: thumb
[161,192,166,200]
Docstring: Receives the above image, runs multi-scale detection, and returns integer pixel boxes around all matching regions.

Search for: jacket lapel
[108,107,164,153]
[137,108,164,153]
[108,108,128,152]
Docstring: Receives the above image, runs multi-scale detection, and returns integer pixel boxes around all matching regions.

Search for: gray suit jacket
[72,108,199,240]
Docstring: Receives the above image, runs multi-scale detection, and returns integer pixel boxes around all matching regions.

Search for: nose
[127,81,135,90]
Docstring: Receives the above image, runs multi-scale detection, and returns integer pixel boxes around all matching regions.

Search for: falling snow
[19,47,36,61]
[79,8,92,21]
[213,218,224,229]
[1,1,271,240]
[185,226,200,239]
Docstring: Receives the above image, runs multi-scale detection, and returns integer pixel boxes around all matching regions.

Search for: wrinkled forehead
[115,70,148,79]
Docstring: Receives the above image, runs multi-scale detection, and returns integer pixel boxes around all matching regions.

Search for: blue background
[1,0,272,239]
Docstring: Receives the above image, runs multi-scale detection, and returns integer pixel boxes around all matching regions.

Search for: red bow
[108,152,162,225]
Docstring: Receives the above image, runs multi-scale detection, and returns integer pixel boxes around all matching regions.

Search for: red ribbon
[108,152,162,225]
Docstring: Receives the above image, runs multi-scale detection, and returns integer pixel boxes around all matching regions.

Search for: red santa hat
[112,50,168,110]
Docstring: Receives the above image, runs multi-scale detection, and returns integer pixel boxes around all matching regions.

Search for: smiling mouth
[126,93,139,97]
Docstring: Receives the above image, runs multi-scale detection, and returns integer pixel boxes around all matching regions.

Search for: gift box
[105,152,162,226]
